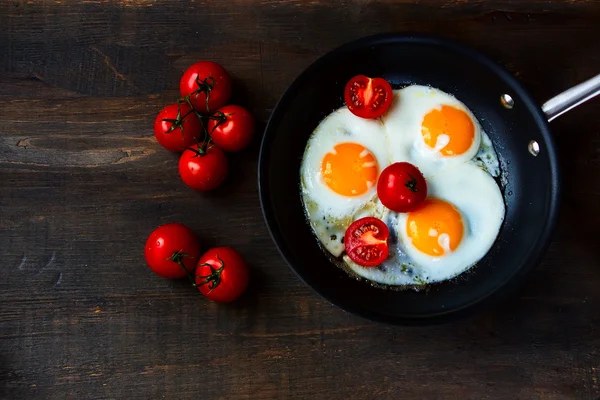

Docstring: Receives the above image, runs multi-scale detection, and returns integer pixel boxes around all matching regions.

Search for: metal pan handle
[542,74,600,122]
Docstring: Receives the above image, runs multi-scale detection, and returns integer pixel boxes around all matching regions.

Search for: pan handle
[542,74,600,122]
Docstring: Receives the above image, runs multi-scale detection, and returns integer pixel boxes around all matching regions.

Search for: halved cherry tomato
[377,162,427,213]
[344,75,393,119]
[178,144,228,191]
[344,217,389,267]
[153,103,202,152]
[195,247,249,303]
[144,223,200,279]
[180,61,232,113]
[208,105,255,152]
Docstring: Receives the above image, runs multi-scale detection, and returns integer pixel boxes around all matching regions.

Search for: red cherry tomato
[377,162,428,213]
[344,217,389,267]
[195,247,249,303]
[153,103,202,152]
[178,144,228,191]
[179,61,232,113]
[208,105,255,152]
[344,75,393,119]
[144,223,200,279]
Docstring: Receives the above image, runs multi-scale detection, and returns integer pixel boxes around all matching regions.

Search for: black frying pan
[258,33,600,325]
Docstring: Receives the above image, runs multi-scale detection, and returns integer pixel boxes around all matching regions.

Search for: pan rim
[258,32,562,325]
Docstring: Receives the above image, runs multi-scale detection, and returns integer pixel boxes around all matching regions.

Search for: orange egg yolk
[406,198,464,256]
[321,142,379,197]
[421,105,475,156]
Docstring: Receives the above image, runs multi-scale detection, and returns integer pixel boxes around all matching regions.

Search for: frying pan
[258,33,600,324]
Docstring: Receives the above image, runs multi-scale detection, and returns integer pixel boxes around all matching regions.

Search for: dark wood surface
[2,1,600,399]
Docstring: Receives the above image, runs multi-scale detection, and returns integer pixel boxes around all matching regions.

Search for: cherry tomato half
[180,61,232,113]
[195,247,249,303]
[178,144,228,192]
[208,105,255,152]
[144,223,200,279]
[377,162,428,213]
[344,75,393,119]
[153,103,202,152]
[344,217,389,267]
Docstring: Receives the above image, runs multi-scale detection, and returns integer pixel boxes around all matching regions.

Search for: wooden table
[2,1,600,399]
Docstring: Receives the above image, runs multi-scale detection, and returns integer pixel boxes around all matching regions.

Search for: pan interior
[259,34,560,323]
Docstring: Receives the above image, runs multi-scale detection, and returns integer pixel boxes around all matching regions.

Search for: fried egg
[301,107,390,256]
[344,162,505,285]
[383,85,499,177]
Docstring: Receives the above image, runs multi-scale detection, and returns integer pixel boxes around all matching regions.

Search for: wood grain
[1,0,600,399]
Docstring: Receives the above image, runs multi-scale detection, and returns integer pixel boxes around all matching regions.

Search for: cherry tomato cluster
[144,223,249,303]
[154,61,256,191]
[343,75,429,267]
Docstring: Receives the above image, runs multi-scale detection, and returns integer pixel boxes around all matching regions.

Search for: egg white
[301,85,504,286]
[473,130,501,178]
[300,107,390,256]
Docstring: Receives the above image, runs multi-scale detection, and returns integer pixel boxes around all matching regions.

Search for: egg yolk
[406,198,464,256]
[321,142,379,197]
[421,105,475,156]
